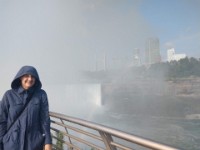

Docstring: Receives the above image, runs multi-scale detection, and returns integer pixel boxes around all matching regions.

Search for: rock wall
[101,77,200,118]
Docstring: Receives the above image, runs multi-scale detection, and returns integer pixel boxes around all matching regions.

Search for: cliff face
[101,77,200,118]
[167,77,200,96]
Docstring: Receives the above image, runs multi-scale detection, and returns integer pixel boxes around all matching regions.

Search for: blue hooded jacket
[0,66,52,150]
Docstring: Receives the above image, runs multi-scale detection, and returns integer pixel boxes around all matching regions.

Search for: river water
[92,111,200,150]
[46,83,200,150]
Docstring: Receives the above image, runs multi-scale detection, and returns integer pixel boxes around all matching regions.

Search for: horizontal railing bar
[51,127,105,150]
[52,135,81,150]
[50,112,179,150]
[51,120,103,141]
[110,141,133,150]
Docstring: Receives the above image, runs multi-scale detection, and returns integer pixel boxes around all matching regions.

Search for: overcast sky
[0,0,200,94]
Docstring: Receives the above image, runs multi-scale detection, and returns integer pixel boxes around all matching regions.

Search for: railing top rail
[50,111,179,150]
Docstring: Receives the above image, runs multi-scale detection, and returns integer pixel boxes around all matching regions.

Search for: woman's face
[20,74,36,90]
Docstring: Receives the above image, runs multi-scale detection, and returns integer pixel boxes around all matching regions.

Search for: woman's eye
[24,75,29,78]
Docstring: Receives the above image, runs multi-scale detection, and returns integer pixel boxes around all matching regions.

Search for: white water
[45,83,103,119]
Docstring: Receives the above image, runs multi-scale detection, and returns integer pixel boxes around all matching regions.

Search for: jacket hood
[11,66,42,89]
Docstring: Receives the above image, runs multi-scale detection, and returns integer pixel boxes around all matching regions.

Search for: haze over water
[1,1,200,149]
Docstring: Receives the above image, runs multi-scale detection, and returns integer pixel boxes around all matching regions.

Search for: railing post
[60,119,73,150]
[99,131,117,150]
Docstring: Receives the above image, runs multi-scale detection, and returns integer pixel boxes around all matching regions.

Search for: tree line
[82,57,200,82]
[145,57,200,79]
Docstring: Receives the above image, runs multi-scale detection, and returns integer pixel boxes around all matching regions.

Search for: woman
[0,66,52,150]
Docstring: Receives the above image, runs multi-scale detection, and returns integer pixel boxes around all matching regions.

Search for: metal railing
[49,112,179,150]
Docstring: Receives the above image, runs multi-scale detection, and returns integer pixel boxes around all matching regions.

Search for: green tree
[56,131,64,150]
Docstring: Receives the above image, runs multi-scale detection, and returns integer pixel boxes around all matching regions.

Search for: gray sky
[1,0,199,94]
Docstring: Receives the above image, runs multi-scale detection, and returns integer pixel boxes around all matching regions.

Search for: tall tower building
[145,38,161,64]
[167,48,175,62]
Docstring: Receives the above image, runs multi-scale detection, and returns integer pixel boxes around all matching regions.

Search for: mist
[0,0,154,93]
[1,1,200,149]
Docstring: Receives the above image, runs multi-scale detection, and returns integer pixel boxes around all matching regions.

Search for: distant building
[167,48,175,61]
[145,38,161,64]
[167,48,186,62]
[133,48,141,66]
